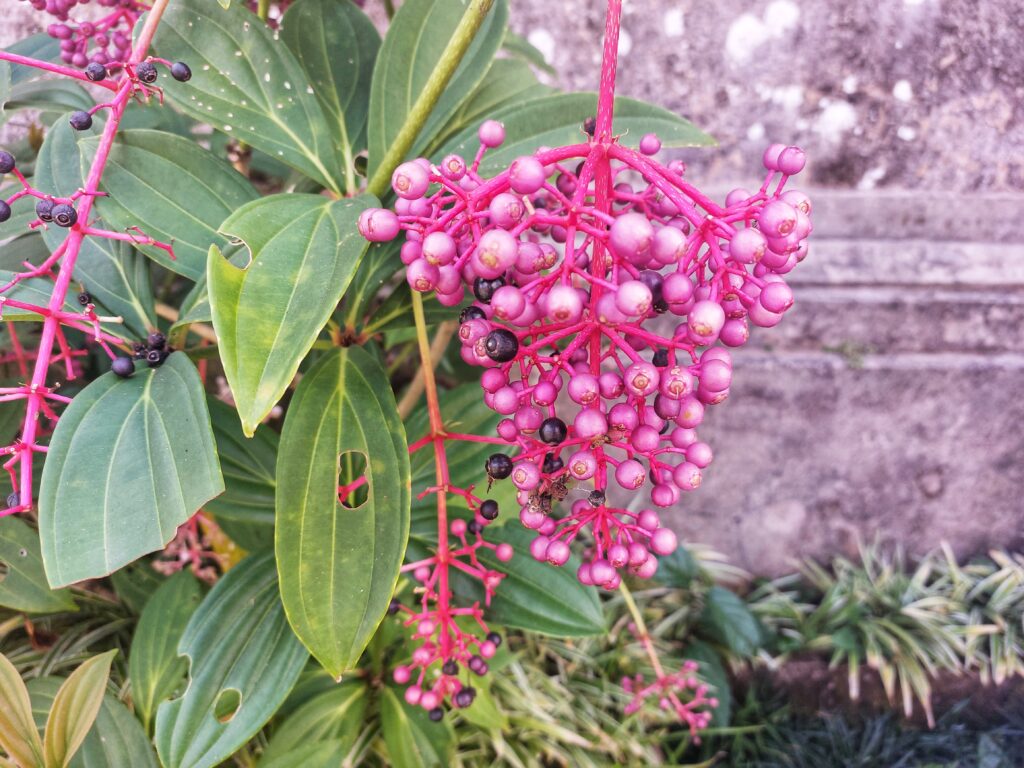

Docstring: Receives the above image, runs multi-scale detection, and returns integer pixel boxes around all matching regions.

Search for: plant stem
[256,0,271,21]
[366,0,496,198]
[618,580,666,678]
[397,319,456,419]
[596,0,623,143]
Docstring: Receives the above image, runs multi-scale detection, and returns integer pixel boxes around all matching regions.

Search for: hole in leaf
[214,688,242,723]
[338,450,369,510]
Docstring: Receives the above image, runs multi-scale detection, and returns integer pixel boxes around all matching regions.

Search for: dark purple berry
[6,492,19,508]
[147,331,166,349]
[132,342,147,360]
[111,356,134,378]
[588,489,605,507]
[77,291,91,306]
[0,201,10,224]
[467,519,482,535]
[428,707,444,722]
[145,349,168,367]
[36,200,54,222]
[486,631,502,647]
[454,687,476,708]
[479,500,499,520]
[483,329,518,362]
[459,305,486,323]
[442,660,458,676]
[51,203,77,228]
[387,598,401,615]
[473,276,504,303]
[84,62,107,81]
[136,61,158,83]
[538,417,567,445]
[485,453,513,480]
[542,453,563,474]
[69,110,93,131]
[583,117,597,136]
[0,151,15,174]
[652,348,669,367]
[170,61,191,82]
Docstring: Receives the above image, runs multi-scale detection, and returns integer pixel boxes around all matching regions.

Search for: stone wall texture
[4,1,1022,574]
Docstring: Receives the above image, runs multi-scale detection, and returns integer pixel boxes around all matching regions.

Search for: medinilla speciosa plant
[0,0,806,760]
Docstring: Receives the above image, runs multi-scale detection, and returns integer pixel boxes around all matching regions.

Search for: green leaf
[367,0,508,177]
[683,640,731,728]
[276,346,410,678]
[203,397,276,546]
[109,564,166,615]
[437,93,715,174]
[34,116,156,339]
[0,269,99,323]
[656,545,701,588]
[338,240,401,333]
[0,517,76,614]
[128,571,203,732]
[260,741,349,768]
[208,193,374,436]
[432,525,605,637]
[697,585,763,657]
[28,678,158,768]
[80,130,259,280]
[4,34,62,87]
[0,652,44,768]
[501,30,556,75]
[2,80,93,118]
[379,685,453,768]
[38,353,224,588]
[170,276,211,335]
[154,552,308,768]
[152,0,346,193]
[259,682,367,766]
[43,650,117,768]
[280,0,380,194]
[458,682,507,730]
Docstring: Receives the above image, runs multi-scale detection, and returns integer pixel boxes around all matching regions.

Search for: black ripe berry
[539,417,567,445]
[0,151,15,174]
[77,291,92,306]
[467,519,482,535]
[484,329,518,362]
[69,111,93,131]
[148,331,166,349]
[36,200,54,222]
[468,655,488,676]
[387,598,401,615]
[0,201,11,224]
[170,61,192,82]
[588,489,606,507]
[428,707,444,722]
[485,453,513,480]
[583,116,597,136]
[132,342,147,360]
[441,660,458,676]
[486,631,502,647]
[84,62,107,82]
[459,305,486,324]
[6,492,19,508]
[51,204,77,228]
[111,356,135,378]
[136,61,158,84]
[542,452,563,474]
[472,276,504,303]
[652,348,669,367]
[479,499,499,520]
[454,687,476,708]
[146,349,168,368]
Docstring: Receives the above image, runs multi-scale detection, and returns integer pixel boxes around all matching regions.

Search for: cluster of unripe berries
[22,0,145,67]
[361,121,812,589]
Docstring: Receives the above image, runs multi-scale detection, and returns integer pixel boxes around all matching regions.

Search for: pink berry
[762,142,786,170]
[730,227,767,264]
[405,686,423,706]
[758,200,798,238]
[546,284,584,323]
[574,408,608,439]
[358,208,399,241]
[392,161,430,200]
[637,509,660,531]
[615,459,646,490]
[608,212,654,263]
[422,231,456,265]
[568,449,598,480]
[650,528,678,556]
[652,226,686,265]
[639,133,662,155]
[615,280,653,316]
[472,228,517,278]
[673,462,702,491]
[509,155,546,194]
[777,146,806,175]
[495,543,514,562]
[759,281,794,313]
[545,539,571,566]
[479,120,505,147]
[687,300,725,341]
[488,192,525,229]
[530,535,550,561]
[393,666,411,684]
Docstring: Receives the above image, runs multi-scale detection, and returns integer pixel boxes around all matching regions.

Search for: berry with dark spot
[0,201,10,224]
[472,276,504,303]
[454,687,476,708]
[69,110,93,131]
[486,631,502,647]
[36,200,54,222]
[77,291,92,306]
[111,357,134,378]
[459,305,486,323]
[483,329,518,362]
[588,489,606,507]
[84,62,107,82]
[442,660,458,676]
[170,61,192,82]
[479,499,499,520]
[146,349,168,367]
[428,707,444,722]
[51,204,77,228]
[6,492,19,508]
[539,417,567,445]
[148,331,166,349]
[0,151,15,174]
[136,61,158,83]
[485,453,513,480]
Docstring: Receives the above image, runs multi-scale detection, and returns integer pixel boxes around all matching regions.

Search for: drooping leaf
[152,0,346,192]
[128,571,203,731]
[80,130,259,279]
[280,0,380,194]
[258,682,367,766]
[208,193,374,436]
[276,346,410,678]
[0,652,44,768]
[39,353,224,588]
[0,517,76,614]
[437,93,715,174]
[154,552,308,768]
[367,0,508,177]
[698,585,763,657]
[28,678,159,768]
[34,116,156,339]
[43,650,117,768]
[379,685,454,768]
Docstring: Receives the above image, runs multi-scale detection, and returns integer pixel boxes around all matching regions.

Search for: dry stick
[396,320,456,420]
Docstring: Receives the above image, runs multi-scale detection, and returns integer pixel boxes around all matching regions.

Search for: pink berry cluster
[22,0,145,68]
[384,458,513,720]
[622,659,717,741]
[359,122,812,591]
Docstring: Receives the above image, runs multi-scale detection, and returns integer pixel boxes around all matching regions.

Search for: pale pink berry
[509,155,547,194]
[545,539,571,566]
[673,462,702,490]
[478,120,505,147]
[639,133,662,155]
[615,459,646,489]
[637,509,660,531]
[422,231,456,265]
[392,161,429,199]
[615,280,653,316]
[650,527,678,556]
[608,212,654,263]
[472,229,517,278]
[495,543,514,562]
[358,208,399,241]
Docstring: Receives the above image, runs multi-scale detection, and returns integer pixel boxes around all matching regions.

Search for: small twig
[397,320,455,419]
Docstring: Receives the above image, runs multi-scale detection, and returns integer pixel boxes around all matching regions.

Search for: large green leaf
[28,678,159,768]
[38,353,224,588]
[208,193,374,437]
[4,34,62,87]
[698,585,763,658]
[0,517,76,614]
[280,0,380,195]
[154,552,308,768]
[276,346,410,678]
[128,571,203,732]
[80,130,259,280]
[437,93,715,173]
[152,0,346,192]
[258,682,367,766]
[203,397,276,545]
[380,686,453,768]
[43,650,117,768]
[34,117,156,339]
[0,652,44,768]
[367,0,508,177]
